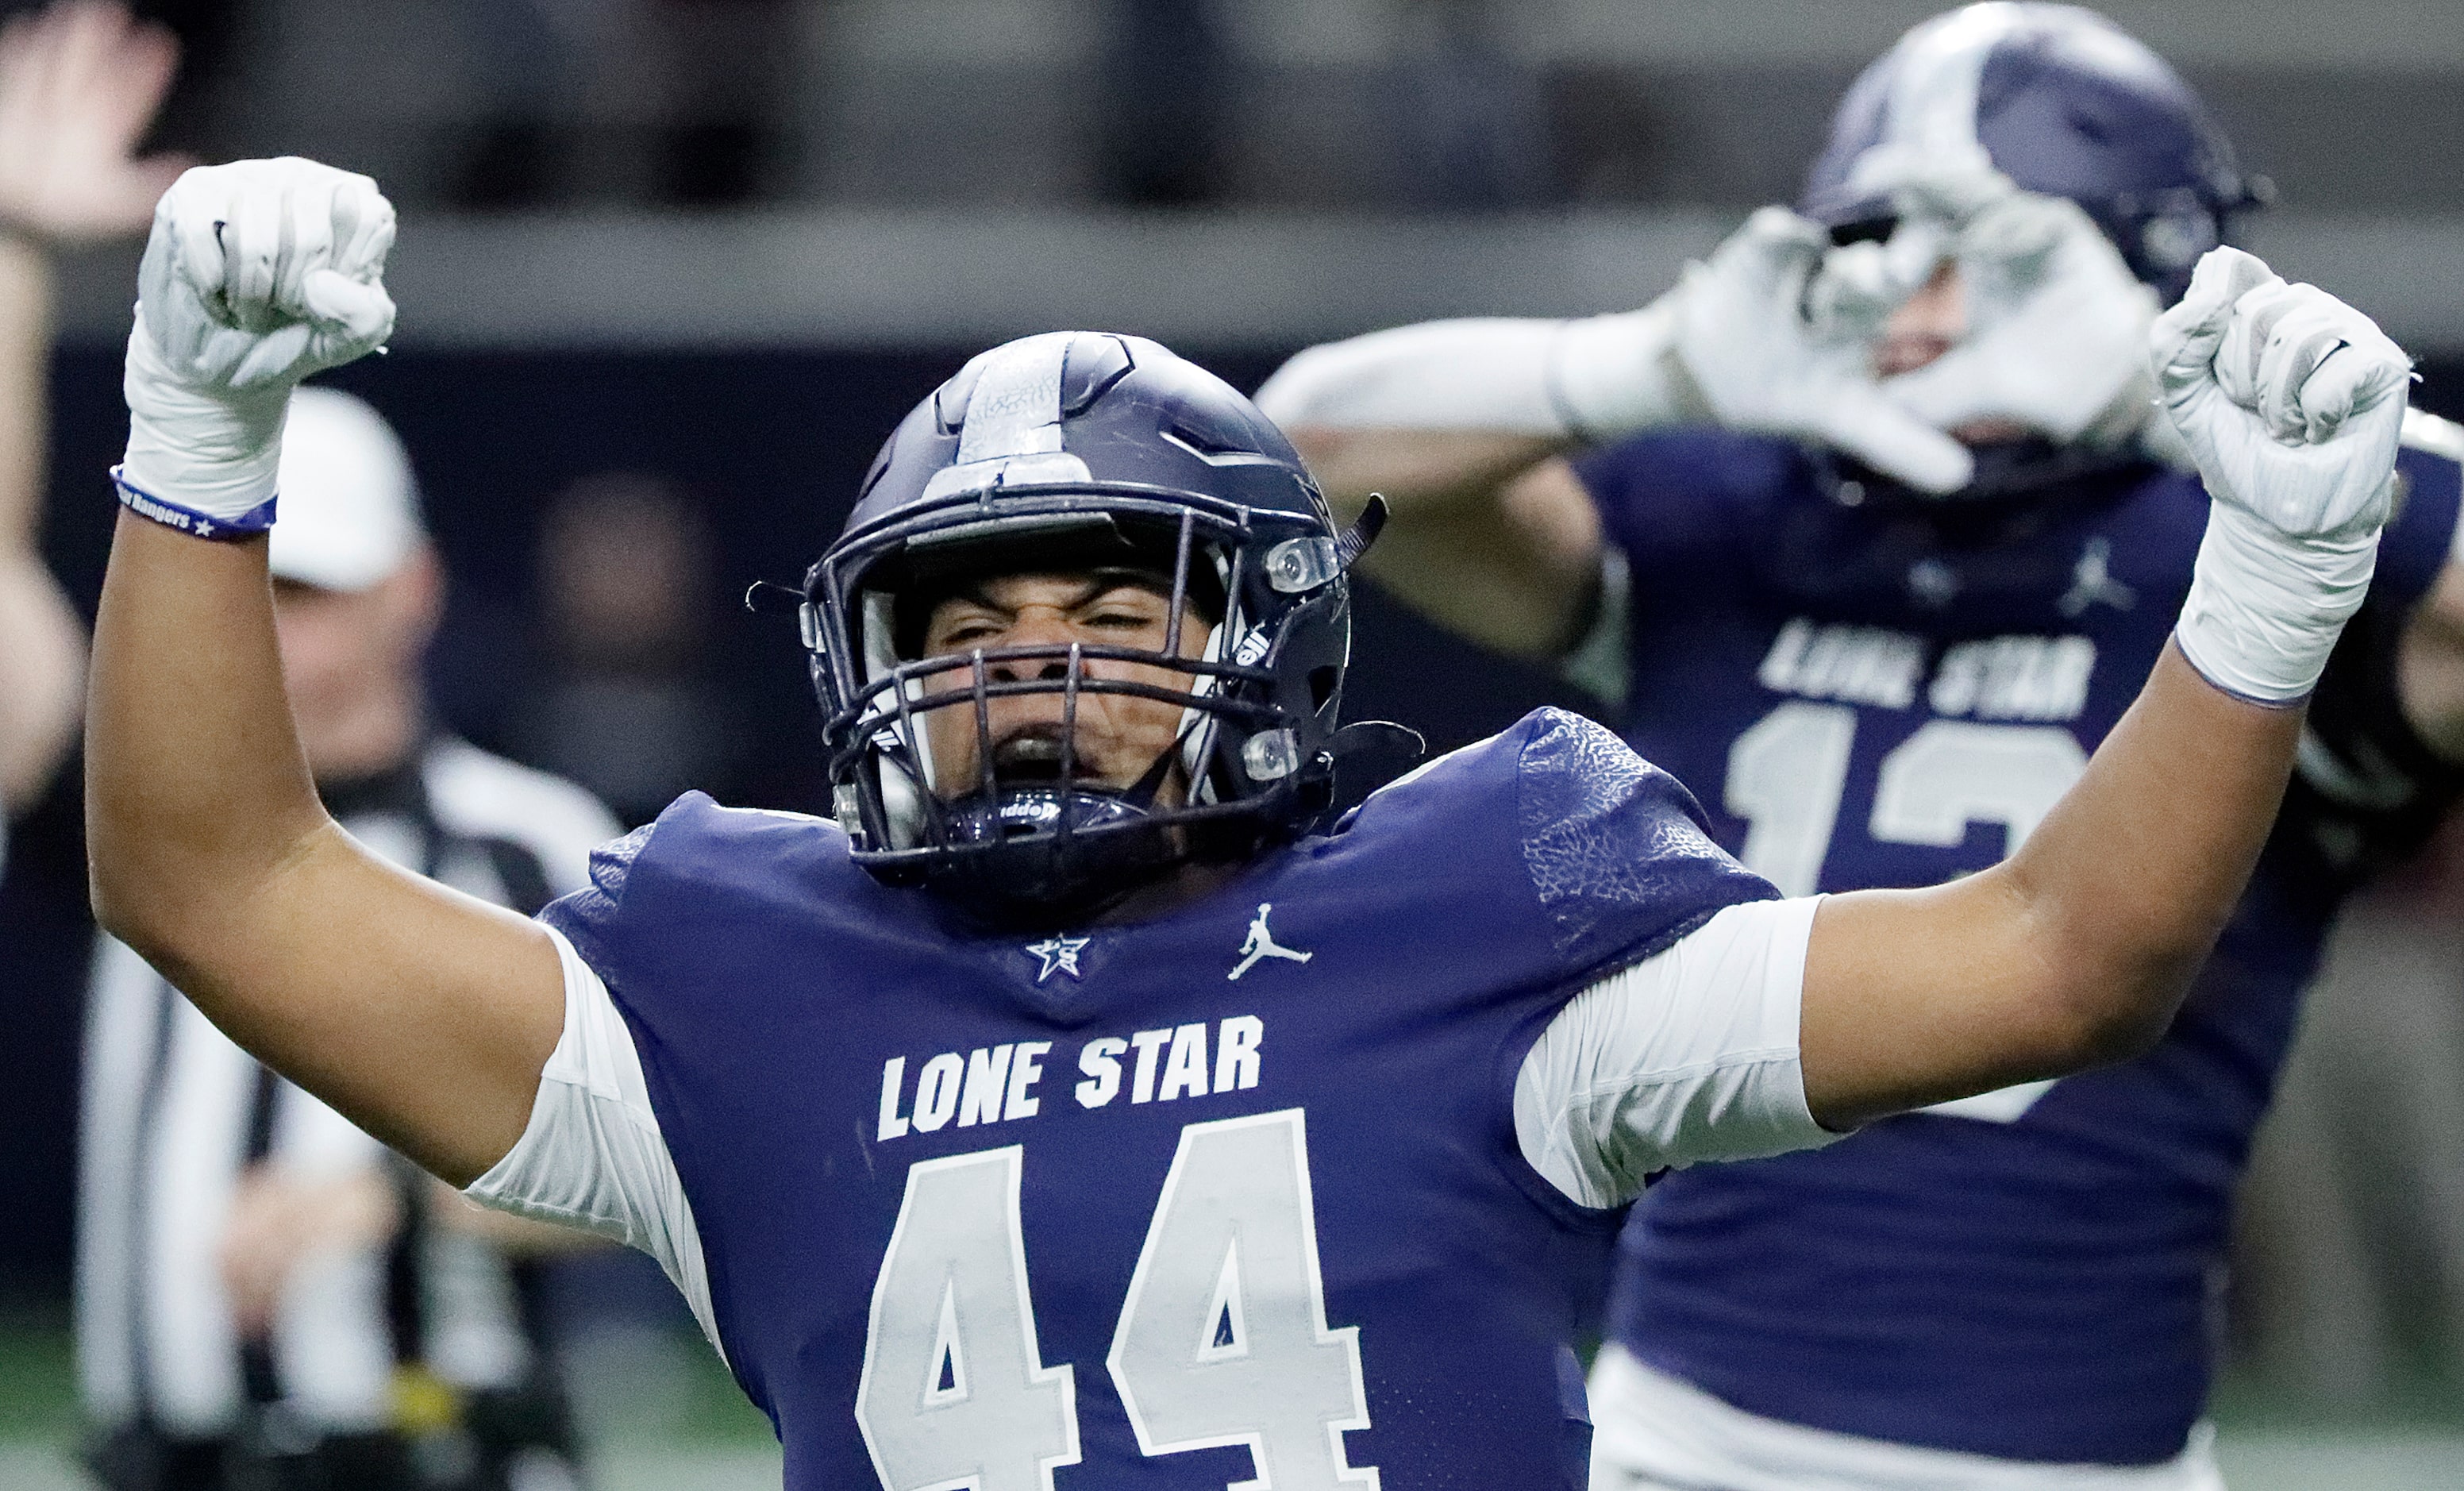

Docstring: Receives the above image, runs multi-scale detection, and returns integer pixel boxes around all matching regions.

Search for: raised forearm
[87,160,563,1188]
[1285,426,1566,526]
[86,514,326,958]
[0,551,83,809]
[1997,645,2299,1047]
[1804,648,2300,1127]
[90,508,560,1184]
[0,233,85,811]
[0,236,52,551]
[1260,326,1619,657]
[1803,246,2405,1130]
[1257,308,1700,521]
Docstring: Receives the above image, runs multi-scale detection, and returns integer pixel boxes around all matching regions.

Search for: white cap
[267,387,426,592]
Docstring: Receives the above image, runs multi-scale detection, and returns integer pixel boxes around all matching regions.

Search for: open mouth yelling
[988,726,1083,786]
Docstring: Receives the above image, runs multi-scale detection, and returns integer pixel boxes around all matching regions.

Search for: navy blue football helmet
[803,331,1380,926]
[1802,3,2264,305]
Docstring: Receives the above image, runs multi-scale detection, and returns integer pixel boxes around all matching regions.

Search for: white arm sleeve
[1514,896,1838,1210]
[464,925,722,1358]
[1253,302,1698,441]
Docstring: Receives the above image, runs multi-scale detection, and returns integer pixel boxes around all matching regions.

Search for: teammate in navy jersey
[1259,5,2464,1487]
[86,151,2413,1491]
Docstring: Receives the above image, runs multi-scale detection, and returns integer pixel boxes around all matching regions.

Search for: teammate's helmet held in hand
[804,331,1376,927]
[1802,2,2263,304]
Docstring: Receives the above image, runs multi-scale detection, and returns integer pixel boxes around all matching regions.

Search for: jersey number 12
[1727,703,2088,898]
[855,1108,1378,1491]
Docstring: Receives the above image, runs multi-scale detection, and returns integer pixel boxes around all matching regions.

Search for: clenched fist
[2155,245,2413,703]
[118,157,395,533]
[2154,246,2410,540]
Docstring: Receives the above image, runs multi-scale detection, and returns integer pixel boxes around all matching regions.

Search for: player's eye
[935,615,1008,649]
[1080,591,1167,632]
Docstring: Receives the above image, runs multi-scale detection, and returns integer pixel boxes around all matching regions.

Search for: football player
[1256,5,2464,1488]
[87,152,2409,1490]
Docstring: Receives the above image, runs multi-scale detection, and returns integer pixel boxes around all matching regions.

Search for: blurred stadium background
[6,1,2464,1485]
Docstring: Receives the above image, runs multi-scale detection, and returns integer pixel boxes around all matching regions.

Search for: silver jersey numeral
[857,1112,1378,1489]
[856,1147,1080,1491]
[1110,1110,1379,1491]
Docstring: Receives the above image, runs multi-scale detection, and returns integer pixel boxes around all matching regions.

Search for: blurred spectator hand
[0,1,189,247]
[217,1162,402,1339]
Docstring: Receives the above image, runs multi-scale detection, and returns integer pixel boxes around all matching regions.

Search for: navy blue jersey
[1573,427,2464,1464]
[539,709,1776,1490]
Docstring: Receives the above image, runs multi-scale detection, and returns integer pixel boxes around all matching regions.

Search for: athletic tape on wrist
[2171,504,2377,707]
[112,467,276,542]
[2169,626,2314,708]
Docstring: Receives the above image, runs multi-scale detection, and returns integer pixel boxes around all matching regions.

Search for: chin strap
[1121,746,1182,812]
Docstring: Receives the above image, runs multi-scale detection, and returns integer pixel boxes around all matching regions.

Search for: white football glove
[1881,189,2158,447]
[1669,207,1975,494]
[117,157,395,536]
[2155,245,2413,703]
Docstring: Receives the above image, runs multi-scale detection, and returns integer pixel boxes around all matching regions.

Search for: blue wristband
[112,468,276,541]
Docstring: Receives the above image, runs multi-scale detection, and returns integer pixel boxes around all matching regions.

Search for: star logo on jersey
[1227,903,1312,981]
[2058,536,2135,618]
[1024,934,1091,983]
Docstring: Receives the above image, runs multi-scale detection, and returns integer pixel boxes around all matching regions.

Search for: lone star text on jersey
[875,1015,1266,1142]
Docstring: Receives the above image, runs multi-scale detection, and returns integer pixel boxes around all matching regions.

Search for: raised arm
[0,233,81,811]
[87,160,563,1186]
[0,2,187,811]
[1258,187,2150,661]
[1256,212,1973,658]
[1800,248,2412,1127]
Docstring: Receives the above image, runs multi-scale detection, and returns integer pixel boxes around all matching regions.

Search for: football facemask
[804,332,1380,927]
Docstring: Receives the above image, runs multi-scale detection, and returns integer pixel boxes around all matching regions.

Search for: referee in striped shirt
[79,388,623,1491]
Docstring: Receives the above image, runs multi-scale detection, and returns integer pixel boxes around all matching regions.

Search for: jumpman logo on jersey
[2058,536,2136,618]
[1024,934,1091,983]
[1227,903,1312,981]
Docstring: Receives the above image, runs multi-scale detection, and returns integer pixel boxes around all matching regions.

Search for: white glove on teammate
[1881,189,2158,447]
[1664,207,1974,494]
[2156,245,2412,703]
[1254,213,1961,472]
[117,157,395,537]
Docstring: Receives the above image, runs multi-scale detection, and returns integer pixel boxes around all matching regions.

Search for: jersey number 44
[857,1108,1380,1491]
